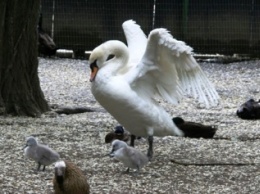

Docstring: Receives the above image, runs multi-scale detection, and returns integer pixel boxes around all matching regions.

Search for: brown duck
[105,126,130,143]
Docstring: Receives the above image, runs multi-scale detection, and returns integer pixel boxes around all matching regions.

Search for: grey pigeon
[23,136,60,171]
[109,140,148,172]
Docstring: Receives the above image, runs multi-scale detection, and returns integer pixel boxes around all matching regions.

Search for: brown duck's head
[114,125,125,134]
[54,161,66,184]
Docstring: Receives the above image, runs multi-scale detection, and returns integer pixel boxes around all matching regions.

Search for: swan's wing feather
[122,20,147,64]
[130,28,219,108]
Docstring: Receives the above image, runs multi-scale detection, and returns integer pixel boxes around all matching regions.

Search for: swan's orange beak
[90,61,98,82]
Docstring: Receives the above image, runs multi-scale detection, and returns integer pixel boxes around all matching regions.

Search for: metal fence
[41,0,260,57]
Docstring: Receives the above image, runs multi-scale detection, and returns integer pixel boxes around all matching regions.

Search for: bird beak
[90,61,98,82]
[109,149,115,158]
[22,144,28,150]
[109,153,114,158]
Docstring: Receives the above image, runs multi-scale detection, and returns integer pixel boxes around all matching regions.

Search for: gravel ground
[0,57,260,194]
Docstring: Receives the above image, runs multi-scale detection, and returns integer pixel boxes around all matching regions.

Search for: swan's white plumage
[89,20,219,139]
[128,28,219,107]
[122,20,147,64]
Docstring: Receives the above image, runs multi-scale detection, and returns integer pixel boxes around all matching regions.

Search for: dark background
[40,0,260,57]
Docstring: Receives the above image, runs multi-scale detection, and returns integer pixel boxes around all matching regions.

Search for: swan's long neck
[102,41,129,75]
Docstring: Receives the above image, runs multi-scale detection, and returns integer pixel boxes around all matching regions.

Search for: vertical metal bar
[51,0,55,39]
[152,0,156,29]
[249,0,255,47]
[182,0,189,39]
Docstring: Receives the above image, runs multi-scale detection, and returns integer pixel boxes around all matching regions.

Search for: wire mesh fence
[40,0,260,58]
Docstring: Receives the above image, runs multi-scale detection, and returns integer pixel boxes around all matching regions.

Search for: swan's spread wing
[130,28,219,108]
[122,20,147,64]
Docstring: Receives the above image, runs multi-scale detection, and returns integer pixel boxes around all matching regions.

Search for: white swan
[89,20,219,159]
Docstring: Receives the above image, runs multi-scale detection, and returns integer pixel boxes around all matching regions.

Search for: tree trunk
[0,0,49,117]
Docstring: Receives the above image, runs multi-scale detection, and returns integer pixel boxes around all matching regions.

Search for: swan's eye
[106,54,115,61]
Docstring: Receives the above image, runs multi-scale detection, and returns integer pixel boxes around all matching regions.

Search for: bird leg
[147,136,153,160]
[130,135,136,147]
[125,168,130,173]
[37,162,46,171]
[37,162,42,171]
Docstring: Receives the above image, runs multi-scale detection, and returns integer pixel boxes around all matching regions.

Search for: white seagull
[89,20,219,159]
